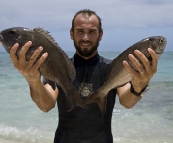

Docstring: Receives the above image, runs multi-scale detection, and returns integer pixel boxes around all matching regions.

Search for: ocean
[0,51,173,143]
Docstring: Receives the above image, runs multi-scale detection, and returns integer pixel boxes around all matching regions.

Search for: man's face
[70,14,103,59]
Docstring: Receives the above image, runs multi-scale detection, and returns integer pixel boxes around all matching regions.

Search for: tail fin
[65,87,85,112]
[82,90,107,116]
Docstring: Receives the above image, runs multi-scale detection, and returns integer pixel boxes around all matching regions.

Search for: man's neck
[74,53,99,67]
[76,51,98,60]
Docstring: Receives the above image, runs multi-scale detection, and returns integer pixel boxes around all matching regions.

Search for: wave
[0,124,54,143]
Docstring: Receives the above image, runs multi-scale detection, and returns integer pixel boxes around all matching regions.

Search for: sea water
[0,51,173,143]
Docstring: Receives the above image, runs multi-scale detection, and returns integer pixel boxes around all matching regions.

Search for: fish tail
[66,88,85,112]
[82,90,107,116]
[66,94,75,112]
[73,89,85,108]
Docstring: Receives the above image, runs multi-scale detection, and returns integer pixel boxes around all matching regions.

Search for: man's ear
[70,29,74,40]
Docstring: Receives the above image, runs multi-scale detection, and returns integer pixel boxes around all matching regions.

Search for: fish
[0,27,84,112]
[82,36,167,116]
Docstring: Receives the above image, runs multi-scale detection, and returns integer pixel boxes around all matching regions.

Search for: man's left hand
[122,48,158,93]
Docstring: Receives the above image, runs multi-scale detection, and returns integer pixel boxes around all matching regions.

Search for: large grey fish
[0,27,84,111]
[82,36,167,116]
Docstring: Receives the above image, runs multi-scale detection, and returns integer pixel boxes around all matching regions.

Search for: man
[10,9,157,143]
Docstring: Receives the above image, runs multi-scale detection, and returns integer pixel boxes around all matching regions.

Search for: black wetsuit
[44,54,116,143]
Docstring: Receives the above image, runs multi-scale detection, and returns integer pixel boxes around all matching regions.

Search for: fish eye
[159,39,164,43]
[8,30,16,36]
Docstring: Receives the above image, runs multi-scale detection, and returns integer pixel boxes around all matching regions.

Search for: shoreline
[0,139,21,143]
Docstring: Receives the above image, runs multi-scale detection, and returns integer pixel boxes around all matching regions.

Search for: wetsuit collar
[74,53,100,67]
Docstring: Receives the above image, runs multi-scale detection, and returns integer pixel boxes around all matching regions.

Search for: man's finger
[148,48,158,73]
[128,53,143,73]
[122,60,138,78]
[10,43,19,67]
[32,52,48,71]
[18,41,32,62]
[134,50,150,73]
[27,46,43,70]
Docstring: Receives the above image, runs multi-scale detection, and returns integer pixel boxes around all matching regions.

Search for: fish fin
[66,88,86,112]
[66,94,75,112]
[95,95,107,116]
[33,27,76,80]
[73,89,86,108]
[82,90,107,116]
[33,27,56,45]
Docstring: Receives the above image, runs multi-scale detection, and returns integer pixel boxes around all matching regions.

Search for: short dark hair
[71,9,103,33]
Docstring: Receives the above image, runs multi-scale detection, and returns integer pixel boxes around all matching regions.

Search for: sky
[0,0,173,52]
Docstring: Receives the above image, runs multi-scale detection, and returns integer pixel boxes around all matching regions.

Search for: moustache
[79,40,92,44]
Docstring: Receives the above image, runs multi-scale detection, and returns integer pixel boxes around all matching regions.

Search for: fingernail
[39,46,43,50]
[128,54,133,57]
[43,53,48,57]
[28,41,32,44]
[14,43,19,46]
[134,50,139,54]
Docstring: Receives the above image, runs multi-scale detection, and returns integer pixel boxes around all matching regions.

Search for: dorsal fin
[33,27,76,80]
[33,27,58,46]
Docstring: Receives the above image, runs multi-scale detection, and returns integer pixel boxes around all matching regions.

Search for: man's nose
[83,33,89,41]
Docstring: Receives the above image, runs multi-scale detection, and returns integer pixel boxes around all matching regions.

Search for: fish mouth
[0,33,3,46]
[155,47,164,54]
[156,51,163,54]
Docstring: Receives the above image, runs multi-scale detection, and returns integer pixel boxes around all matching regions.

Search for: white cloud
[0,0,173,32]
[0,0,173,52]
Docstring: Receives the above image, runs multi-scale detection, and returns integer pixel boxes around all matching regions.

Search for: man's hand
[10,41,48,84]
[123,48,158,92]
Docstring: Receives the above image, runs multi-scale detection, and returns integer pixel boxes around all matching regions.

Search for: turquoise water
[0,51,173,143]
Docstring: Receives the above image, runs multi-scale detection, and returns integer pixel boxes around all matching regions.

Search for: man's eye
[77,31,83,33]
[90,31,95,34]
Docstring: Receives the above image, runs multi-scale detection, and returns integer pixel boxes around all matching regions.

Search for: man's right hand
[10,41,48,85]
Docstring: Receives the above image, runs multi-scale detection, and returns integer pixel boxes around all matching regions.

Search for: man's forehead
[81,13,90,18]
[74,14,99,28]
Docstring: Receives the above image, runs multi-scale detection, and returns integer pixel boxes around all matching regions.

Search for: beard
[73,38,100,57]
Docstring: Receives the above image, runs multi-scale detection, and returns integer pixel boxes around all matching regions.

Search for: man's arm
[10,41,58,112]
[117,48,158,108]
[29,80,58,112]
